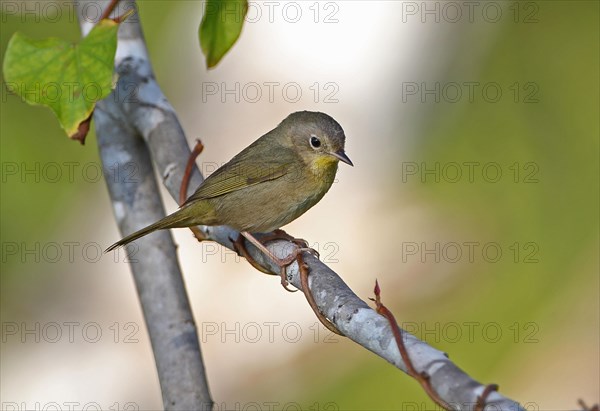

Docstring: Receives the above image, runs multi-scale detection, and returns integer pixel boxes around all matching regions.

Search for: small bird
[106,111,352,334]
[106,111,352,252]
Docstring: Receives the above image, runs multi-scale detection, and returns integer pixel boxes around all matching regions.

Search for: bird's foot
[234,230,342,335]
[232,231,304,291]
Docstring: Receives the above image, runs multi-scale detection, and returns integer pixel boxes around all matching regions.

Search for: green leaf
[199,0,247,68]
[2,19,118,140]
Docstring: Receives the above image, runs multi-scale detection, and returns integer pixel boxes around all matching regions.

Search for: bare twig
[99,0,121,21]
[371,280,451,410]
[476,384,500,411]
[579,399,600,411]
[298,252,342,335]
[179,140,207,242]
[179,139,204,205]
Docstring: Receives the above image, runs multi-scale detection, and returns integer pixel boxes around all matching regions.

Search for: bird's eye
[310,135,321,149]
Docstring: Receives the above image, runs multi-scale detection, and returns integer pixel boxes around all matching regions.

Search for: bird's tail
[105,207,197,253]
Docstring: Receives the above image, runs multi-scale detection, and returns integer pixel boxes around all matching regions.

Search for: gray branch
[78,1,525,409]
[75,1,212,409]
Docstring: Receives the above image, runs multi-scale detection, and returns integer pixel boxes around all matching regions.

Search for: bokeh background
[1,1,598,410]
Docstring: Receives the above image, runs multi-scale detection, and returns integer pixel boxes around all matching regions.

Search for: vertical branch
[75,1,213,409]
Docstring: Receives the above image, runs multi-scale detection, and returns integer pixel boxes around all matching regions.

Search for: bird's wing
[182,160,290,204]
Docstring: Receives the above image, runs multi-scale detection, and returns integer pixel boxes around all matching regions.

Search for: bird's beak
[330,150,353,166]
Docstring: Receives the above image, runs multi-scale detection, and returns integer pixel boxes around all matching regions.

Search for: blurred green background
[1,1,598,410]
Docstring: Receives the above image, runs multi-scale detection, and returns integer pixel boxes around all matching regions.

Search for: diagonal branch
[199,235,525,410]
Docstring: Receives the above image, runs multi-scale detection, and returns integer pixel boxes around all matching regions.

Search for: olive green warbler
[106,111,352,252]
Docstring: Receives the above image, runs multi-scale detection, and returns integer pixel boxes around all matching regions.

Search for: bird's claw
[235,230,341,335]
